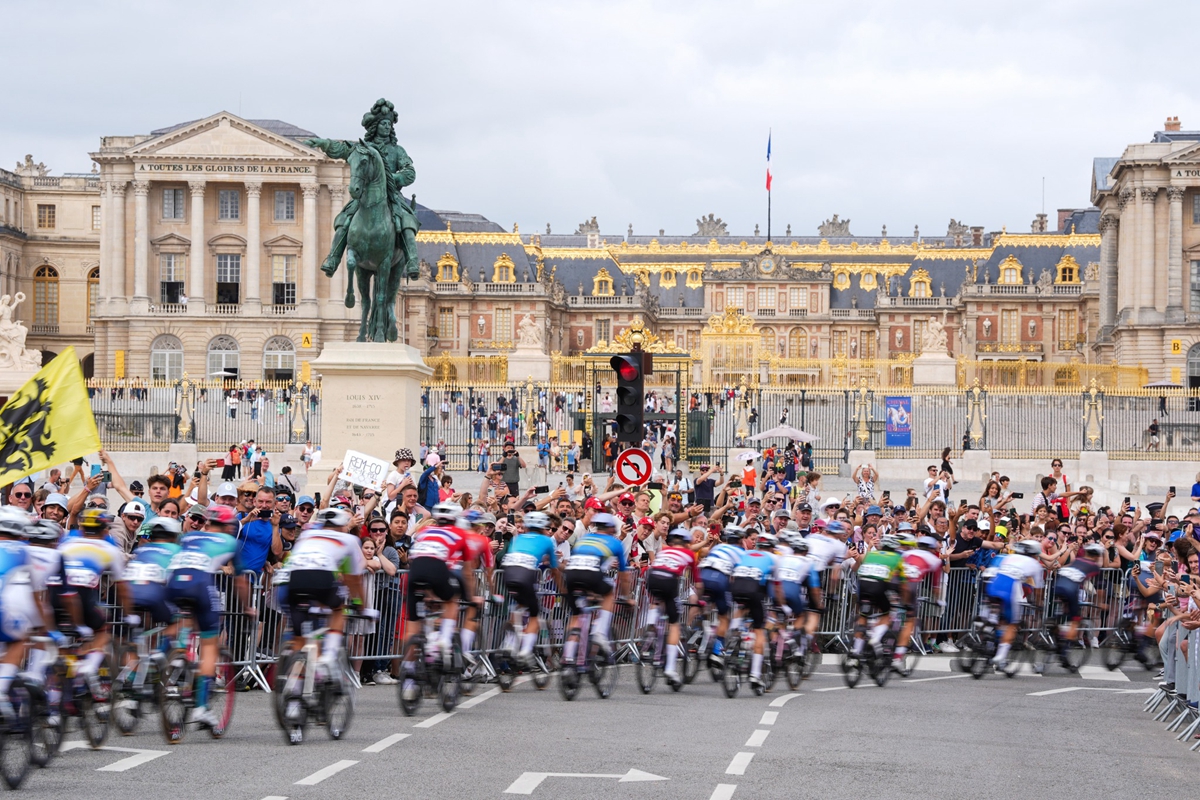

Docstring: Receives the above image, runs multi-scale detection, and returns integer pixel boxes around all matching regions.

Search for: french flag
[765,131,773,191]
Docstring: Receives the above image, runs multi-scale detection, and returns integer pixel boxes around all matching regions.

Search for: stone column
[1116,189,1135,325]
[132,180,150,303]
[1098,213,1118,339]
[188,181,206,309]
[110,181,127,300]
[327,184,345,308]
[1167,186,1185,322]
[244,181,262,308]
[301,182,320,306]
[1139,186,1158,322]
[100,181,113,304]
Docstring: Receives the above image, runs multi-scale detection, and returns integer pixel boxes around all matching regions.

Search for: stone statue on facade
[516,313,544,349]
[982,317,992,338]
[694,213,728,237]
[818,215,852,237]
[947,218,968,239]
[304,98,419,342]
[0,293,42,370]
[14,156,47,178]
[1084,261,1099,282]
[575,217,599,235]
[920,313,949,355]
[1035,268,1053,294]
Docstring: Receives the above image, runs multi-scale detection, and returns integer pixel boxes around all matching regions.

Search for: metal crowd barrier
[96,563,1136,687]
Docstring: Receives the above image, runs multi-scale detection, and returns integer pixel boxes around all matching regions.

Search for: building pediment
[127,112,321,161]
[1162,140,1200,166]
[150,233,190,251]
[263,234,302,249]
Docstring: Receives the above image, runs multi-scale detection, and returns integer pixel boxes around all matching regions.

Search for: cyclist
[1052,541,1104,669]
[850,534,904,657]
[562,512,631,657]
[455,509,499,666]
[0,507,35,715]
[403,503,469,663]
[282,507,369,671]
[645,526,700,684]
[22,519,66,688]
[802,519,851,643]
[775,533,820,656]
[982,539,1046,670]
[165,504,253,728]
[499,510,562,667]
[697,525,748,666]
[55,507,128,691]
[124,518,184,636]
[730,531,778,691]
[896,533,944,666]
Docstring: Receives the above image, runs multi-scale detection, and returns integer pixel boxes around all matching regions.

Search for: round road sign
[614,448,653,486]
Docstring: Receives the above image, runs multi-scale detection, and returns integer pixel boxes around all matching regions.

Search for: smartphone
[90,464,101,477]
[1124,497,1130,506]
[1169,486,1176,495]
[507,512,515,524]
[1012,492,1024,499]
[534,485,549,495]
[648,481,664,490]
[960,499,968,508]
[216,458,226,467]
[1154,562,1164,576]
[100,471,112,483]
[1181,574,1192,585]
[882,490,890,500]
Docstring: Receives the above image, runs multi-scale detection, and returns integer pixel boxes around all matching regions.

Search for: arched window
[908,268,931,298]
[150,334,184,381]
[685,268,703,289]
[206,335,240,379]
[87,267,99,325]
[760,326,776,355]
[263,336,296,381]
[1055,254,1079,284]
[492,253,515,283]
[788,327,807,358]
[33,265,59,327]
[997,255,1024,285]
[592,267,614,296]
[436,252,459,282]
[659,269,676,289]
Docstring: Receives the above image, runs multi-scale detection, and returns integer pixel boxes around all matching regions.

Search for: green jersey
[858,549,903,584]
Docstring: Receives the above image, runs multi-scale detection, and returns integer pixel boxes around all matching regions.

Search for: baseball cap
[978,518,991,530]
[866,505,882,517]
[618,492,636,504]
[474,512,498,526]
[637,517,655,528]
[129,480,144,492]
[521,499,537,511]
[186,504,208,520]
[216,482,238,498]
[746,496,762,506]
[44,493,69,510]
[796,503,813,513]
[1144,531,1163,540]
[296,495,316,508]
[122,500,147,519]
[585,497,606,511]
[279,513,299,529]
[771,509,791,520]
[897,521,915,532]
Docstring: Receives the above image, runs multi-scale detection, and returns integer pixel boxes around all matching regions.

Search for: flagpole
[766,128,772,244]
[767,188,771,243]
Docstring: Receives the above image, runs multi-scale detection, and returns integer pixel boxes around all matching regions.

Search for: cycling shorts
[731,577,766,630]
[647,570,682,625]
[564,568,614,612]
[407,557,461,619]
[285,570,348,636]
[781,582,807,616]
[700,569,732,615]
[0,581,38,644]
[51,583,106,633]
[165,569,223,638]
[130,582,177,626]
[502,565,542,619]
[857,580,892,617]
[1053,581,1083,622]
[984,575,1023,625]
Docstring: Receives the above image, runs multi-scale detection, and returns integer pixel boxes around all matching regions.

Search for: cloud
[3,0,1198,237]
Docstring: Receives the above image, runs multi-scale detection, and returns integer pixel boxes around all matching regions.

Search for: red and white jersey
[649,545,699,580]
[903,549,942,585]
[409,525,467,565]
[454,530,495,571]
[287,529,366,576]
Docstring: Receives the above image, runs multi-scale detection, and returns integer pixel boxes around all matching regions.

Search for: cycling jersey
[123,542,181,585]
[569,533,629,573]
[501,533,559,572]
[455,530,495,572]
[1053,557,1100,621]
[649,545,699,580]
[166,532,238,637]
[167,532,238,575]
[0,539,37,643]
[857,550,903,584]
[698,543,745,576]
[284,530,365,576]
[58,535,126,591]
[804,533,848,572]
[984,553,1045,624]
[731,551,777,586]
[902,549,943,585]
[26,546,63,593]
[409,525,468,565]
[775,553,820,589]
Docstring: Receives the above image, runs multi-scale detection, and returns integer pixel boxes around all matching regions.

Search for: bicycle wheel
[81,651,114,749]
[274,650,306,730]
[1,676,34,789]
[1066,621,1094,672]
[34,664,64,766]
[495,623,517,691]
[969,644,991,679]
[398,636,425,717]
[1029,632,1052,676]
[113,644,142,736]
[682,628,701,685]
[592,642,618,699]
[438,668,461,713]
[208,649,235,738]
[802,636,822,679]
[558,630,581,701]
[1102,627,1129,671]
[635,627,658,695]
[532,644,552,690]
[722,637,741,698]
[842,652,863,689]
[322,679,354,740]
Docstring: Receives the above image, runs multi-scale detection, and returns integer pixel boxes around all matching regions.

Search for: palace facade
[1,112,1197,385]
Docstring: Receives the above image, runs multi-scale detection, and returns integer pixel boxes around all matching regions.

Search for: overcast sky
[4,1,1197,238]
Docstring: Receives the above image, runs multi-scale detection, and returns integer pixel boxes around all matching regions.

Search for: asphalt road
[14,655,1189,800]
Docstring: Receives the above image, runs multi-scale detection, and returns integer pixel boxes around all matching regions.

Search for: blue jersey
[733,550,777,586]
[570,533,629,573]
[0,539,30,584]
[124,541,181,585]
[774,553,820,589]
[169,531,239,575]
[699,543,745,576]
[502,533,558,571]
[58,535,126,590]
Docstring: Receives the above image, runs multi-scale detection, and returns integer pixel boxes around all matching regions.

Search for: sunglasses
[11,492,31,499]
[368,527,387,534]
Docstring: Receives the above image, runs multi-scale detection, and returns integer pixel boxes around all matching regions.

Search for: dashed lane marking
[413,711,456,728]
[1027,686,1155,697]
[745,730,770,747]
[768,693,801,707]
[60,741,169,772]
[362,733,411,753]
[759,711,778,726]
[294,760,359,786]
[903,674,972,684]
[725,752,755,775]
[710,784,738,800]
[459,675,531,709]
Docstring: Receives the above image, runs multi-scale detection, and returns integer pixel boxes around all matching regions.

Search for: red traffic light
[610,355,641,381]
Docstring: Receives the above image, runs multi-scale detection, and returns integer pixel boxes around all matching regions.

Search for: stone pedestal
[506,348,551,382]
[307,342,431,488]
[0,366,38,403]
[912,353,957,386]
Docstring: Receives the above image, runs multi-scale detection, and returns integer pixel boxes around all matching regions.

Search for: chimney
[970,226,983,246]
[1165,116,1181,132]
[1057,209,1073,232]
[1032,213,1048,233]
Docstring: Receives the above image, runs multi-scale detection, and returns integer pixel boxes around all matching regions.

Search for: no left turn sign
[614,448,653,486]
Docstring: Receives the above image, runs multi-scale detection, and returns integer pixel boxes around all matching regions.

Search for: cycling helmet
[1014,540,1042,557]
[78,507,115,533]
[785,533,809,553]
[523,511,551,533]
[431,502,463,525]
[917,536,941,550]
[206,504,240,528]
[1082,542,1105,559]
[879,534,902,552]
[314,507,351,529]
[459,508,484,528]
[27,518,62,543]
[666,527,689,546]
[0,505,30,537]
[145,517,183,541]
[757,532,778,550]
[591,512,618,533]
[722,524,745,543]
[895,532,918,549]
[825,520,849,538]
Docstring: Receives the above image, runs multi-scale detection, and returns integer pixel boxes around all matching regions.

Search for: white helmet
[1014,540,1042,557]
[316,507,352,529]
[431,502,463,525]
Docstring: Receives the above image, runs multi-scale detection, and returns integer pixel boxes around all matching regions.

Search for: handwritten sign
[341,449,389,492]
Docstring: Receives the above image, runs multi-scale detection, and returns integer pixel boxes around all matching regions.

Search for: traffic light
[610,352,644,444]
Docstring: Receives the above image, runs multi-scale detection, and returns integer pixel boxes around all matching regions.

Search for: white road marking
[503,769,667,795]
[60,741,169,772]
[725,752,755,775]
[459,675,531,709]
[1027,686,1155,697]
[414,711,456,727]
[261,797,289,800]
[813,685,849,692]
[768,692,801,707]
[294,760,359,785]
[759,711,779,725]
[362,733,411,753]
[1078,665,1129,682]
[903,674,972,684]
[745,730,770,747]
[710,784,738,800]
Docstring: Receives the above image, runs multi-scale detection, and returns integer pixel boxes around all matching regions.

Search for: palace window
[272,254,297,306]
[686,268,703,289]
[494,308,513,342]
[760,327,776,354]
[206,335,240,379]
[437,307,455,340]
[788,328,807,358]
[160,254,185,304]
[274,190,295,222]
[436,253,459,282]
[1055,254,1079,284]
[493,253,516,283]
[1001,309,1018,344]
[36,205,55,229]
[1193,194,1200,225]
[686,329,699,353]
[998,255,1024,285]
[832,330,848,357]
[218,190,240,221]
[87,267,99,324]
[216,254,241,304]
[757,286,776,311]
[33,265,58,325]
[726,286,745,311]
[908,268,931,297]
[1191,261,1200,312]
[660,269,676,289]
[912,320,926,354]
[592,267,614,296]
[92,205,101,230]
[162,188,184,220]
[150,335,184,382]
[263,336,296,381]
[788,287,807,310]
[595,318,611,344]
[1058,309,1078,347]
[861,333,877,359]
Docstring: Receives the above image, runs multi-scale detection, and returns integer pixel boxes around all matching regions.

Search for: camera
[258,508,273,520]
[491,463,506,473]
